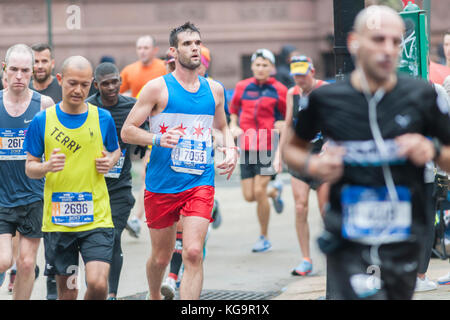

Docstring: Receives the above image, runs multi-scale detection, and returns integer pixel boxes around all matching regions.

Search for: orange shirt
[119,59,166,97]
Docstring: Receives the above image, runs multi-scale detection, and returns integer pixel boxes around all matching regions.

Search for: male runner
[121,22,238,300]
[283,5,450,299]
[86,62,145,300]
[229,48,287,253]
[0,44,54,300]
[277,55,329,276]
[24,56,121,300]
[159,45,224,299]
[30,43,62,103]
[120,35,166,98]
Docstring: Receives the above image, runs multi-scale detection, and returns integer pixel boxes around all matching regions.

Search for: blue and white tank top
[146,74,216,194]
[0,90,44,207]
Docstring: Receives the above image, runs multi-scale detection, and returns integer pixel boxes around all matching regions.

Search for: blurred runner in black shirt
[283,5,450,300]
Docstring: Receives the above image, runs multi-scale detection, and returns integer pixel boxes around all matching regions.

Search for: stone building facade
[0,0,448,88]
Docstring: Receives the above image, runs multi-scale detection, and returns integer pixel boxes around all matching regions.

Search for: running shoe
[8,269,16,293]
[415,276,437,292]
[437,272,450,285]
[46,275,58,300]
[252,235,272,253]
[271,179,284,214]
[291,259,313,276]
[0,272,5,287]
[107,296,117,300]
[160,277,177,300]
[125,217,141,238]
[211,199,222,229]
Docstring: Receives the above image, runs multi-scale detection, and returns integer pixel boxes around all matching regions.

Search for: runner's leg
[56,275,78,300]
[0,234,13,273]
[292,177,311,259]
[179,216,210,299]
[13,235,40,299]
[317,183,330,219]
[85,260,110,300]
[254,175,272,238]
[147,224,177,300]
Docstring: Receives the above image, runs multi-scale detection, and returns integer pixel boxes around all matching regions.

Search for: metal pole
[333,0,364,82]
[326,0,364,301]
[46,0,53,48]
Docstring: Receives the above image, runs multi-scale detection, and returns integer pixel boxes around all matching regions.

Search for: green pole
[46,0,53,48]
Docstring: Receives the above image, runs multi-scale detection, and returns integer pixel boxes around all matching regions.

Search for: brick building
[0,0,448,88]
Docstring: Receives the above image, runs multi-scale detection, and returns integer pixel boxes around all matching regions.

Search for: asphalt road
[0,160,326,300]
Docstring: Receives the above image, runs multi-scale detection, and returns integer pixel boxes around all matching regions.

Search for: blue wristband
[155,134,162,147]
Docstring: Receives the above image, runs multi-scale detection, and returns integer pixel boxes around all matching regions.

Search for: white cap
[251,48,275,65]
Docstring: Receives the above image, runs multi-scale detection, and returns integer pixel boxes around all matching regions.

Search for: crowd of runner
[0,5,449,300]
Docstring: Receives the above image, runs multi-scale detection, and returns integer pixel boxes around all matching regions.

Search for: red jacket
[230,77,287,151]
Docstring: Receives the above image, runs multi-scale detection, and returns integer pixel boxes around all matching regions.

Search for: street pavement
[0,159,449,300]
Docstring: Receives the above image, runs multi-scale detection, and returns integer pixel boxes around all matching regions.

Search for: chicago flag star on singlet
[194,123,204,138]
[175,122,187,135]
[159,122,168,134]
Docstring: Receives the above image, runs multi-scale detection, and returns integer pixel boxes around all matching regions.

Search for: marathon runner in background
[276,55,329,276]
[229,48,287,253]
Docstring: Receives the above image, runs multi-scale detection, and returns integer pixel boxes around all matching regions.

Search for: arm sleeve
[99,110,120,152]
[294,90,320,141]
[23,111,46,158]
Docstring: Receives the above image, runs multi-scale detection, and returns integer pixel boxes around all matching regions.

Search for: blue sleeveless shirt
[0,90,44,207]
[146,74,216,193]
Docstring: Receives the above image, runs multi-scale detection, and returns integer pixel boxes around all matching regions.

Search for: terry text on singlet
[49,127,82,153]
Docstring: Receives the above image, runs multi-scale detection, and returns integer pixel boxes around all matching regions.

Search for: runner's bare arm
[25,148,66,179]
[41,95,55,110]
[121,78,166,146]
[273,88,295,172]
[283,127,345,183]
[210,79,238,179]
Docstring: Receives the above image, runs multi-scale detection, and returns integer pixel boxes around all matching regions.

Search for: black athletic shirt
[86,93,137,192]
[295,74,450,240]
[30,77,62,103]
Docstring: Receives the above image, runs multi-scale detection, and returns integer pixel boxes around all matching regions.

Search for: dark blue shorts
[43,228,114,276]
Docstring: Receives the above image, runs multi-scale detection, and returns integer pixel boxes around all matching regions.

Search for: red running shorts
[144,185,215,229]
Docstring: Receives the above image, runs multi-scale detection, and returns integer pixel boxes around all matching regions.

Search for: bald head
[60,55,93,77]
[353,5,404,35]
[57,56,93,109]
[4,44,34,69]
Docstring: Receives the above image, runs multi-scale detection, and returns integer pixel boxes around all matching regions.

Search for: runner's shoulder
[395,74,435,96]
[138,76,167,98]
[205,77,225,95]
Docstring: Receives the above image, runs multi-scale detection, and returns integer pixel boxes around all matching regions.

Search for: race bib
[51,192,94,227]
[341,185,412,244]
[170,138,209,175]
[0,128,26,160]
[105,149,126,178]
